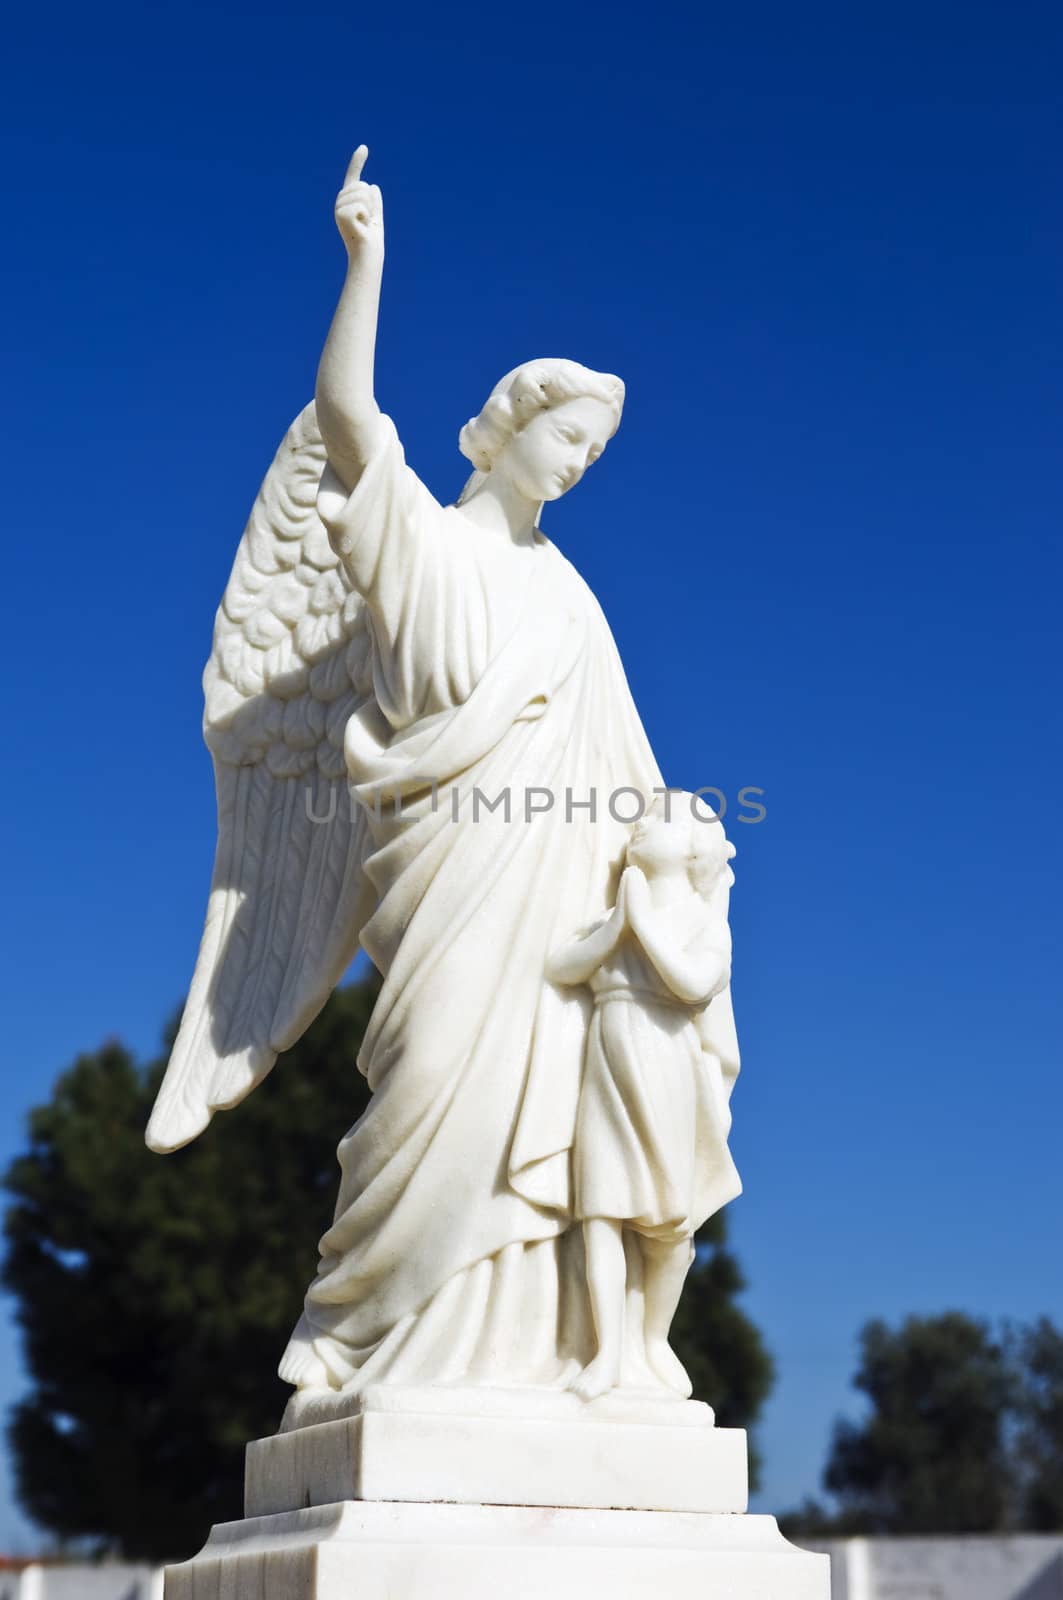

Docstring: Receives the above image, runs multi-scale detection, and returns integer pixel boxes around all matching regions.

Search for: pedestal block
[247,1404,747,1517]
[164,1500,830,1599]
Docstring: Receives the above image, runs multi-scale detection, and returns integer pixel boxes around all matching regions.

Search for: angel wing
[146,403,374,1153]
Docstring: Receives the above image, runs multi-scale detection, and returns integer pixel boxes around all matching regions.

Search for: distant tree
[2,980,378,1563]
[784,1312,1063,1541]
[1012,1317,1063,1531]
[820,1313,1014,1534]
[3,979,774,1559]
[670,1211,775,1489]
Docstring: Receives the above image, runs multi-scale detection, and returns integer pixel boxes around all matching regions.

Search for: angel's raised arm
[316,146,386,493]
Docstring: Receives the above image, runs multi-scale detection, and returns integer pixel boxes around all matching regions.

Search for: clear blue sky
[1,0,1060,1548]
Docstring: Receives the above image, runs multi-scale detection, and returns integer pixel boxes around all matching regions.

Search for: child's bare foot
[646,1337,693,1397]
[570,1350,621,1401]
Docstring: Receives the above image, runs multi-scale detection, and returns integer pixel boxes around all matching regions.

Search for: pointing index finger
[344,145,369,185]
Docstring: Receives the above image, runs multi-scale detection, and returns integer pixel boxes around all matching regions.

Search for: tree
[821,1313,1014,1534]
[783,1312,1063,1541]
[3,980,378,1563]
[1012,1317,1063,1531]
[3,979,774,1560]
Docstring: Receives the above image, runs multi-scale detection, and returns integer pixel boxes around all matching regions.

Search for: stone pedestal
[165,1501,829,1599]
[247,1385,747,1516]
[164,1387,830,1597]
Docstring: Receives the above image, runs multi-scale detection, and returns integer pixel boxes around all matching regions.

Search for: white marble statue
[146,146,741,1412]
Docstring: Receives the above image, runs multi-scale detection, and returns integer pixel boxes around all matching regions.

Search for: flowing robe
[282,415,731,1393]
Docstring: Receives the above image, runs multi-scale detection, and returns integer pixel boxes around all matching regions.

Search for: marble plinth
[247,1385,747,1517]
[164,1501,831,1599]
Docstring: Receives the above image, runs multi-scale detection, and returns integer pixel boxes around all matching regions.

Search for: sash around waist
[593,985,687,1012]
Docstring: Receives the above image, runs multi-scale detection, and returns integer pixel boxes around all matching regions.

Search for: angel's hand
[335,146,384,259]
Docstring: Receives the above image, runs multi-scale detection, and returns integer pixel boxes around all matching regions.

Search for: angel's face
[496,397,616,504]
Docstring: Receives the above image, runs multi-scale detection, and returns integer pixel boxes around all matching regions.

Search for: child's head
[626,793,735,896]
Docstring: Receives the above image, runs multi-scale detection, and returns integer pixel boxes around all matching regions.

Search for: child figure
[547,794,741,1401]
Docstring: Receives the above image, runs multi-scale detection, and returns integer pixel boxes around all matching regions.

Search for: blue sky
[1,0,1061,1548]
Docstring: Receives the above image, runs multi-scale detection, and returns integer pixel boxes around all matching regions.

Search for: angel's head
[457,359,624,507]
[626,795,736,899]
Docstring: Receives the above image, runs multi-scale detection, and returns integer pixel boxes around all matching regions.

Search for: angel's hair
[629,793,736,897]
[456,358,625,504]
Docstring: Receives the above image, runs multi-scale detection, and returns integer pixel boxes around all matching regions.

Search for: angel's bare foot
[646,1337,693,1397]
[570,1350,621,1401]
[280,1344,330,1389]
[278,1316,331,1389]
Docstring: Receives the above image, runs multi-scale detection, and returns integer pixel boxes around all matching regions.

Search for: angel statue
[146,147,741,1414]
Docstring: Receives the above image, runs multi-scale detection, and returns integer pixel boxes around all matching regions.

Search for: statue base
[163,1388,829,1596]
[248,1384,747,1516]
[163,1501,830,1598]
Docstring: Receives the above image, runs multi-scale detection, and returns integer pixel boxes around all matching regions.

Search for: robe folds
[283,414,736,1392]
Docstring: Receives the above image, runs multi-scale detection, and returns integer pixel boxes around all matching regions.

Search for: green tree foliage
[1012,1317,1063,1531]
[3,980,775,1560]
[784,1311,1063,1538]
[2,981,378,1562]
[822,1314,1013,1533]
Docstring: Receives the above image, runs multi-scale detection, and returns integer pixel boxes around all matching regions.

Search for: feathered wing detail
[146,404,374,1153]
